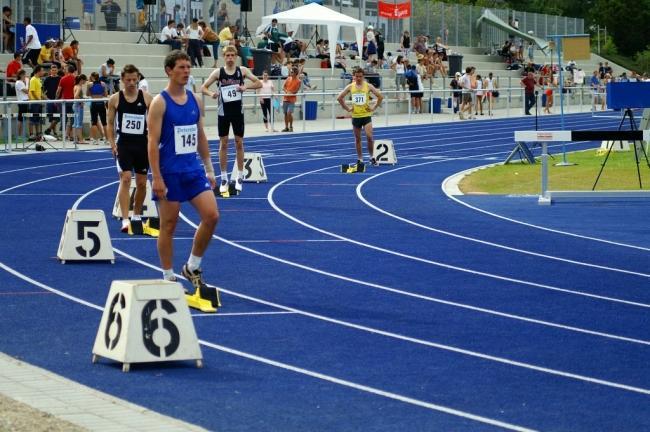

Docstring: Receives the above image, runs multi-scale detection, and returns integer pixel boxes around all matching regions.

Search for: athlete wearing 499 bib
[106,64,153,233]
[201,45,261,194]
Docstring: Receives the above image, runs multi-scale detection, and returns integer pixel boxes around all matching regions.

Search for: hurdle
[514,130,650,205]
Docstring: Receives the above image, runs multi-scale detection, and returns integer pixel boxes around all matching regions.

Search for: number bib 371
[353,93,367,105]
[121,113,145,135]
[174,124,198,155]
[220,84,241,103]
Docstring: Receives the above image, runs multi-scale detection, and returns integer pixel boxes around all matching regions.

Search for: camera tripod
[593,108,650,190]
[137,5,157,44]
[61,1,76,42]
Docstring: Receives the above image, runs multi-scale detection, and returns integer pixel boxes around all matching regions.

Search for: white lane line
[200,340,538,432]
[118,247,650,398]
[0,193,83,196]
[231,239,344,243]
[355,161,650,279]
[192,311,297,317]
[0,259,536,430]
[267,166,650,309]
[71,180,118,210]
[443,182,650,253]
[0,157,113,175]
[0,166,114,195]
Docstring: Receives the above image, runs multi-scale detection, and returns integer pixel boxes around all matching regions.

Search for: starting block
[57,209,114,264]
[373,140,398,165]
[214,181,240,198]
[341,162,366,173]
[127,218,159,237]
[231,152,268,183]
[112,179,158,219]
[92,280,203,372]
[185,282,221,313]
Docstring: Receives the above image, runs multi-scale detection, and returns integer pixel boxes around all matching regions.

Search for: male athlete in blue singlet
[147,50,220,305]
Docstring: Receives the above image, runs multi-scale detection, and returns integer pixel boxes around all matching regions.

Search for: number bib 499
[221,84,241,103]
[121,113,145,135]
[174,124,198,155]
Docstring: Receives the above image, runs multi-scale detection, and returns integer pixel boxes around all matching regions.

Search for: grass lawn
[459,146,650,194]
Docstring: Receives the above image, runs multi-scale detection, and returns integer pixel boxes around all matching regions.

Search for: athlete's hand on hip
[238,85,246,92]
[152,177,167,200]
[206,172,216,190]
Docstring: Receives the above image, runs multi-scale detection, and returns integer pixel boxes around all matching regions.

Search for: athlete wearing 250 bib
[148,50,220,302]
[106,63,153,233]
[201,45,261,194]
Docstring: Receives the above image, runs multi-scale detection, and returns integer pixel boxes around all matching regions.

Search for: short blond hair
[222,45,237,56]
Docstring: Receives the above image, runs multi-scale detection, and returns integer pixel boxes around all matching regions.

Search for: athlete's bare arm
[200,68,221,99]
[147,94,167,199]
[368,84,384,111]
[336,84,353,112]
[193,94,216,190]
[241,66,262,91]
[105,92,120,157]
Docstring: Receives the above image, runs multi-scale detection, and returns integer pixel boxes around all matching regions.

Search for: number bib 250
[174,124,198,155]
[121,113,145,135]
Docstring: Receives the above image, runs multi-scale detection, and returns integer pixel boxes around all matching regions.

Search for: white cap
[368,25,373,29]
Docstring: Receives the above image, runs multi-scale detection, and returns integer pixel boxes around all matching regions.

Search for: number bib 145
[174,124,198,155]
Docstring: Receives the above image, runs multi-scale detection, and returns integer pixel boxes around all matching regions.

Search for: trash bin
[429,97,442,113]
[240,46,252,66]
[251,48,273,76]
[447,54,463,77]
[304,101,318,120]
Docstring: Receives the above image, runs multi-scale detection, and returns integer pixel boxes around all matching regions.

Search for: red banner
[378,1,411,19]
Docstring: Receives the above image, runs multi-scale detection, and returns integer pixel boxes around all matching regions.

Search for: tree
[591,0,650,56]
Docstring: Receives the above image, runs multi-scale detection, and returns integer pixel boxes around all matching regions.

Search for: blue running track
[1,112,650,431]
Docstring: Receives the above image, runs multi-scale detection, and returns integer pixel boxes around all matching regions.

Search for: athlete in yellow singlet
[337,67,384,166]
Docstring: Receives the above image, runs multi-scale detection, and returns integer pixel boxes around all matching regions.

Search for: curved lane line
[267,166,650,309]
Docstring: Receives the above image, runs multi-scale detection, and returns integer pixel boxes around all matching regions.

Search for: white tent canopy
[256,3,364,74]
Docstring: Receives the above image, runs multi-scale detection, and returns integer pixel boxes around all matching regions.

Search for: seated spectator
[413,35,427,55]
[198,20,219,68]
[159,20,181,50]
[137,72,149,93]
[432,36,447,61]
[6,52,22,82]
[315,39,329,59]
[99,58,118,92]
[62,40,83,74]
[37,39,55,66]
[2,6,14,53]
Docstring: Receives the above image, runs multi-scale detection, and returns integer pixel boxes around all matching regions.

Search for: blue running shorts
[156,170,212,203]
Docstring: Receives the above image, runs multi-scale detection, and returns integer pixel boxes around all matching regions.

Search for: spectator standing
[88,72,108,144]
[72,74,88,144]
[43,64,61,137]
[365,25,376,63]
[28,65,46,139]
[484,72,496,116]
[392,55,406,100]
[159,20,181,50]
[590,70,601,111]
[400,30,410,56]
[21,17,41,67]
[459,67,474,120]
[216,2,228,31]
[450,71,461,114]
[257,71,276,132]
[475,74,484,116]
[186,18,204,68]
[56,64,78,141]
[281,67,301,132]
[83,0,96,30]
[521,71,537,115]
[101,0,121,31]
[2,6,14,53]
[376,30,385,68]
[15,69,28,137]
